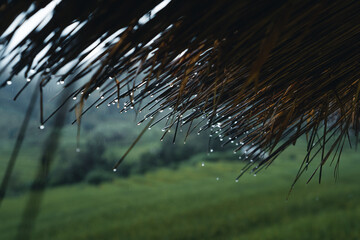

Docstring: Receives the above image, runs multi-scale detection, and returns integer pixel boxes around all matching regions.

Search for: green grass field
[1,143,360,240]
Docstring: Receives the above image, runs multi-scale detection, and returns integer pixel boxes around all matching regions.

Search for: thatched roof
[1,0,360,183]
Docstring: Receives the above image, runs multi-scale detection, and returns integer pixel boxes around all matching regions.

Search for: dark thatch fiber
[1,0,360,185]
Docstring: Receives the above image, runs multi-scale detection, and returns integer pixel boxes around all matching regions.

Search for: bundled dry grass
[0,0,360,184]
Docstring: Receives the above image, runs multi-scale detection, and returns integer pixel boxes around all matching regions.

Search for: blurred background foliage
[1,78,360,240]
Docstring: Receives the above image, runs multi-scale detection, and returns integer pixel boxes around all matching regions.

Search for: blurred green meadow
[1,85,360,240]
[1,142,360,240]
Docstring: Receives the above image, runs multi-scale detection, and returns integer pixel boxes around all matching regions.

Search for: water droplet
[6,81,12,85]
[253,174,257,177]
[26,78,31,82]
[201,162,205,167]
[76,148,80,152]
[39,125,45,130]
[73,96,77,100]
[101,96,104,99]
[216,177,220,181]
[210,149,214,153]
[235,179,239,183]
[113,168,117,172]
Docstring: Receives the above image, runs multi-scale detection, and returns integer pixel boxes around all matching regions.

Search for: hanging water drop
[6,81,12,85]
[201,162,205,167]
[39,125,45,130]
